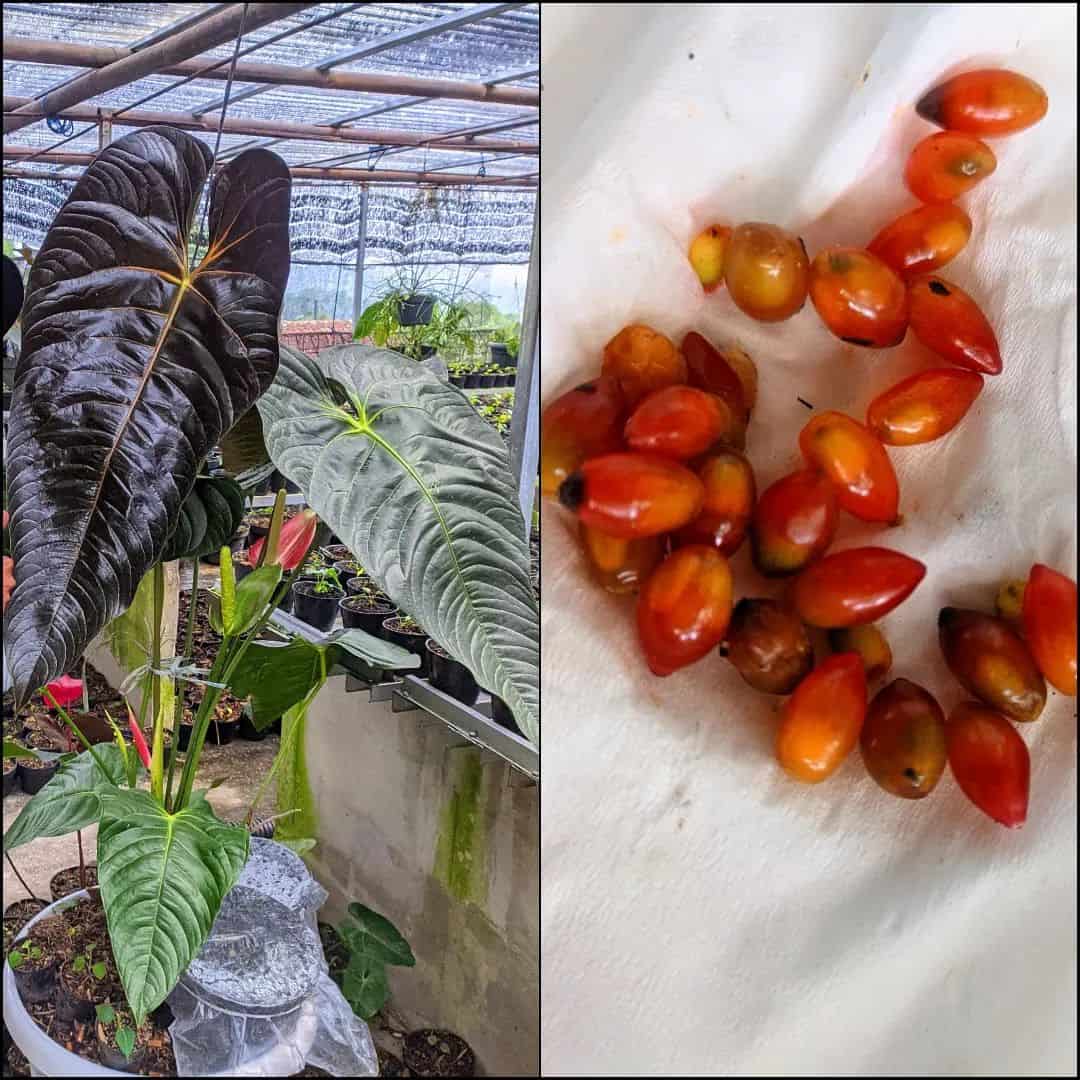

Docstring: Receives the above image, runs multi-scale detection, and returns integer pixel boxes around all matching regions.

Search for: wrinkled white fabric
[540,4,1077,1076]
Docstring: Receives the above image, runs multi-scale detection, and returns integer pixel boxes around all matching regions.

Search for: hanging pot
[397,294,435,326]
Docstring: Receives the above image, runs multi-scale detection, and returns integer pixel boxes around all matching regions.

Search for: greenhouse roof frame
[3,2,540,187]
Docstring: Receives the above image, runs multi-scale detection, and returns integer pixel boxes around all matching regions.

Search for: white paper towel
[540,4,1076,1075]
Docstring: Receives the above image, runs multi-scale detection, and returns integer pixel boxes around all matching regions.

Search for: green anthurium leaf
[3,744,127,850]
[161,476,244,562]
[228,566,282,636]
[4,126,291,707]
[257,345,539,745]
[342,903,415,967]
[97,787,249,1023]
[341,953,389,1020]
[3,739,40,760]
[326,628,420,671]
[227,638,326,729]
[219,407,271,474]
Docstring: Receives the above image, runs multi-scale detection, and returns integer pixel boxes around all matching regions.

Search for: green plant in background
[336,902,415,1021]
[354,294,477,362]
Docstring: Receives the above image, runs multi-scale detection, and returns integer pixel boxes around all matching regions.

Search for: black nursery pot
[398,294,435,326]
[247,522,270,544]
[13,957,59,1005]
[177,722,194,752]
[238,706,268,742]
[235,559,255,581]
[479,373,497,388]
[489,695,524,738]
[97,1030,149,1074]
[292,581,344,631]
[3,760,18,796]
[490,342,511,366]
[18,758,58,795]
[463,373,481,388]
[345,575,374,596]
[381,618,431,677]
[450,374,466,388]
[340,597,397,636]
[427,642,479,707]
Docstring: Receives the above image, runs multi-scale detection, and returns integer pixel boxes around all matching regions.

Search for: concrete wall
[303,678,539,1077]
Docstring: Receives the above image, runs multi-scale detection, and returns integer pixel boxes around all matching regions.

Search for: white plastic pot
[3,890,128,1077]
[2,890,319,1077]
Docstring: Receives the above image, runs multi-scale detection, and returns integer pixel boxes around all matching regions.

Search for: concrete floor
[3,734,280,903]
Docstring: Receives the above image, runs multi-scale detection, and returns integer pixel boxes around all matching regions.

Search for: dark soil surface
[8,892,177,1075]
[377,1047,411,1076]
[11,663,126,750]
[175,590,244,730]
[50,864,97,901]
[402,1029,475,1077]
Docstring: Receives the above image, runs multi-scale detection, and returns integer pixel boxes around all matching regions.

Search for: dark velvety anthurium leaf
[4,126,291,706]
[258,345,539,744]
[161,476,245,562]
[219,406,271,474]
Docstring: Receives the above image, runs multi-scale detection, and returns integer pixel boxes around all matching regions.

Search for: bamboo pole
[1,37,540,108]
[4,5,315,135]
[2,98,537,155]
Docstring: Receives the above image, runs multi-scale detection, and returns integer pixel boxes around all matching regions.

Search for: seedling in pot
[7,937,42,970]
[312,566,344,595]
[95,1001,143,1066]
[72,944,108,981]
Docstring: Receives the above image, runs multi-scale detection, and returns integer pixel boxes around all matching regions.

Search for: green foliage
[8,938,42,968]
[115,1026,136,1060]
[311,566,342,595]
[337,902,414,1020]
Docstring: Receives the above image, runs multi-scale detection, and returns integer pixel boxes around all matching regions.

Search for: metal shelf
[265,608,539,782]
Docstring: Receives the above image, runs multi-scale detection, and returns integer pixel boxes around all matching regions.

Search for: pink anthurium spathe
[42,674,84,710]
[249,508,318,570]
[127,707,152,770]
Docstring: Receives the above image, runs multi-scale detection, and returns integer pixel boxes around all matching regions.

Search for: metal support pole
[509,212,539,533]
[97,113,112,149]
[353,185,369,325]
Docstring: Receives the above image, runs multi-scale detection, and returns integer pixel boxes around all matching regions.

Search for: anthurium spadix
[4,126,292,706]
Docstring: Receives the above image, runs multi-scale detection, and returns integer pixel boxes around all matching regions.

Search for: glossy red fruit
[1022,564,1077,696]
[723,222,809,322]
[938,608,1046,723]
[808,247,909,348]
[799,411,899,523]
[776,653,868,783]
[558,453,704,539]
[946,702,1030,828]
[867,203,973,279]
[602,324,688,407]
[541,376,626,498]
[750,469,838,577]
[722,598,813,694]
[688,224,731,292]
[681,331,749,445]
[917,69,1049,137]
[675,450,755,554]
[636,545,733,676]
[793,547,926,628]
[905,131,996,204]
[907,276,1001,375]
[866,367,983,446]
[625,385,736,460]
[580,525,664,595]
[861,678,946,799]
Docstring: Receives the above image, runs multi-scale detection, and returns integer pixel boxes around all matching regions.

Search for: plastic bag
[167,838,378,1078]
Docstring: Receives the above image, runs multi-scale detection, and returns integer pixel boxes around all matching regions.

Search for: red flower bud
[249,509,318,571]
[127,707,152,770]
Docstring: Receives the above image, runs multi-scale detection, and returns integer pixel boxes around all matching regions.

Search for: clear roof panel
[3,3,537,266]
[4,3,538,178]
